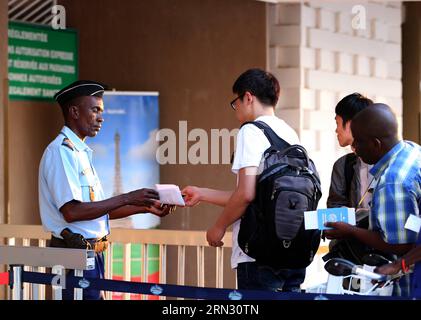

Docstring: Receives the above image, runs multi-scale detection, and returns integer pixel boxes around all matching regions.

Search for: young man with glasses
[182,68,306,292]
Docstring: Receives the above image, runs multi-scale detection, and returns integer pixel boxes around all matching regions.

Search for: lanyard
[357,175,376,208]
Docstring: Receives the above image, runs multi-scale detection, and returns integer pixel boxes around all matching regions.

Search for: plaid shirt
[369,140,421,296]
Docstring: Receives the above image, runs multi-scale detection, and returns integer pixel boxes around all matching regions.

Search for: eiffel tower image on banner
[110,131,133,228]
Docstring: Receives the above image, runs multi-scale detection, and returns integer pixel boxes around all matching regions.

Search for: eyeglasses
[230,93,245,110]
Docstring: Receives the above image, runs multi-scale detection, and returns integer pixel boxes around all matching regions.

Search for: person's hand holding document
[155,184,186,206]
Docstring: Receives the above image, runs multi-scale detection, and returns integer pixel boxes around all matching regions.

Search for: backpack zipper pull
[271,190,276,200]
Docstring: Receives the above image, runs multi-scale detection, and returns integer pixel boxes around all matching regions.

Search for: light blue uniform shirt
[38,126,110,239]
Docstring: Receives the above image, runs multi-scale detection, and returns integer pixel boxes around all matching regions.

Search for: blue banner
[89,92,160,229]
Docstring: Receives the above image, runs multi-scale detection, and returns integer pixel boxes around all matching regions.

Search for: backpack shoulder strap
[344,152,357,198]
[241,120,291,150]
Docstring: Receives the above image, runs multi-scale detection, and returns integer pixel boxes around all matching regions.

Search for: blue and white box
[304,207,356,230]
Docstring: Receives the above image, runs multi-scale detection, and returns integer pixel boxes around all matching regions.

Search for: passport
[304,207,356,230]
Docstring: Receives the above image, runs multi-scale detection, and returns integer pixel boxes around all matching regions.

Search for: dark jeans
[62,252,105,300]
[236,262,306,292]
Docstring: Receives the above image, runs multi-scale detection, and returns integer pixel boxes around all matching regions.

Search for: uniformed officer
[39,80,174,300]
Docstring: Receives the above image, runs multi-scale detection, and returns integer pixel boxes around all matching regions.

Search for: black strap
[241,121,291,151]
[344,152,357,199]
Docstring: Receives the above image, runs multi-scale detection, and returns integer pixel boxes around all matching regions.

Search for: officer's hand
[127,188,159,207]
[147,203,176,217]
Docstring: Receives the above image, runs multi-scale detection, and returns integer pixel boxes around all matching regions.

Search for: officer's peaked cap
[54,80,107,106]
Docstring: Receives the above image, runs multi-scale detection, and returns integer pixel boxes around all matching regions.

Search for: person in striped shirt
[324,103,421,297]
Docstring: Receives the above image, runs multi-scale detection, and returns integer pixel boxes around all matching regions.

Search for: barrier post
[52,265,64,300]
[10,265,23,300]
[1,245,95,300]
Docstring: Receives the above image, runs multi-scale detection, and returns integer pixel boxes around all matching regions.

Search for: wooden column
[0,0,8,226]
[402,2,421,143]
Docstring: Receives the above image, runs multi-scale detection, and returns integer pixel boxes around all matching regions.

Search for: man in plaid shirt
[324,103,421,297]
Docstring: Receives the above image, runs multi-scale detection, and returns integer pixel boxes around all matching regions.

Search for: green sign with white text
[8,21,78,101]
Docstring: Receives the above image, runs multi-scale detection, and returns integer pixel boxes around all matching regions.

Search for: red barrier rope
[0,272,9,285]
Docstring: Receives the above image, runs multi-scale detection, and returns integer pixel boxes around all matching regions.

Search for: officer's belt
[50,235,108,253]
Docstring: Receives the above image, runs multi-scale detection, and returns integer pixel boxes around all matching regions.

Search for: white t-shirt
[230,115,300,269]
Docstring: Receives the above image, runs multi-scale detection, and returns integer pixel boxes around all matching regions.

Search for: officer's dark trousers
[62,252,105,300]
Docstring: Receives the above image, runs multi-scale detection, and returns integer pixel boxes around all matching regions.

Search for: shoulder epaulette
[62,138,75,151]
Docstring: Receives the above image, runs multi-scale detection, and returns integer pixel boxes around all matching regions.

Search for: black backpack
[238,121,322,269]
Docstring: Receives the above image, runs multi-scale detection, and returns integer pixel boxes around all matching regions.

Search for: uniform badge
[62,138,75,151]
